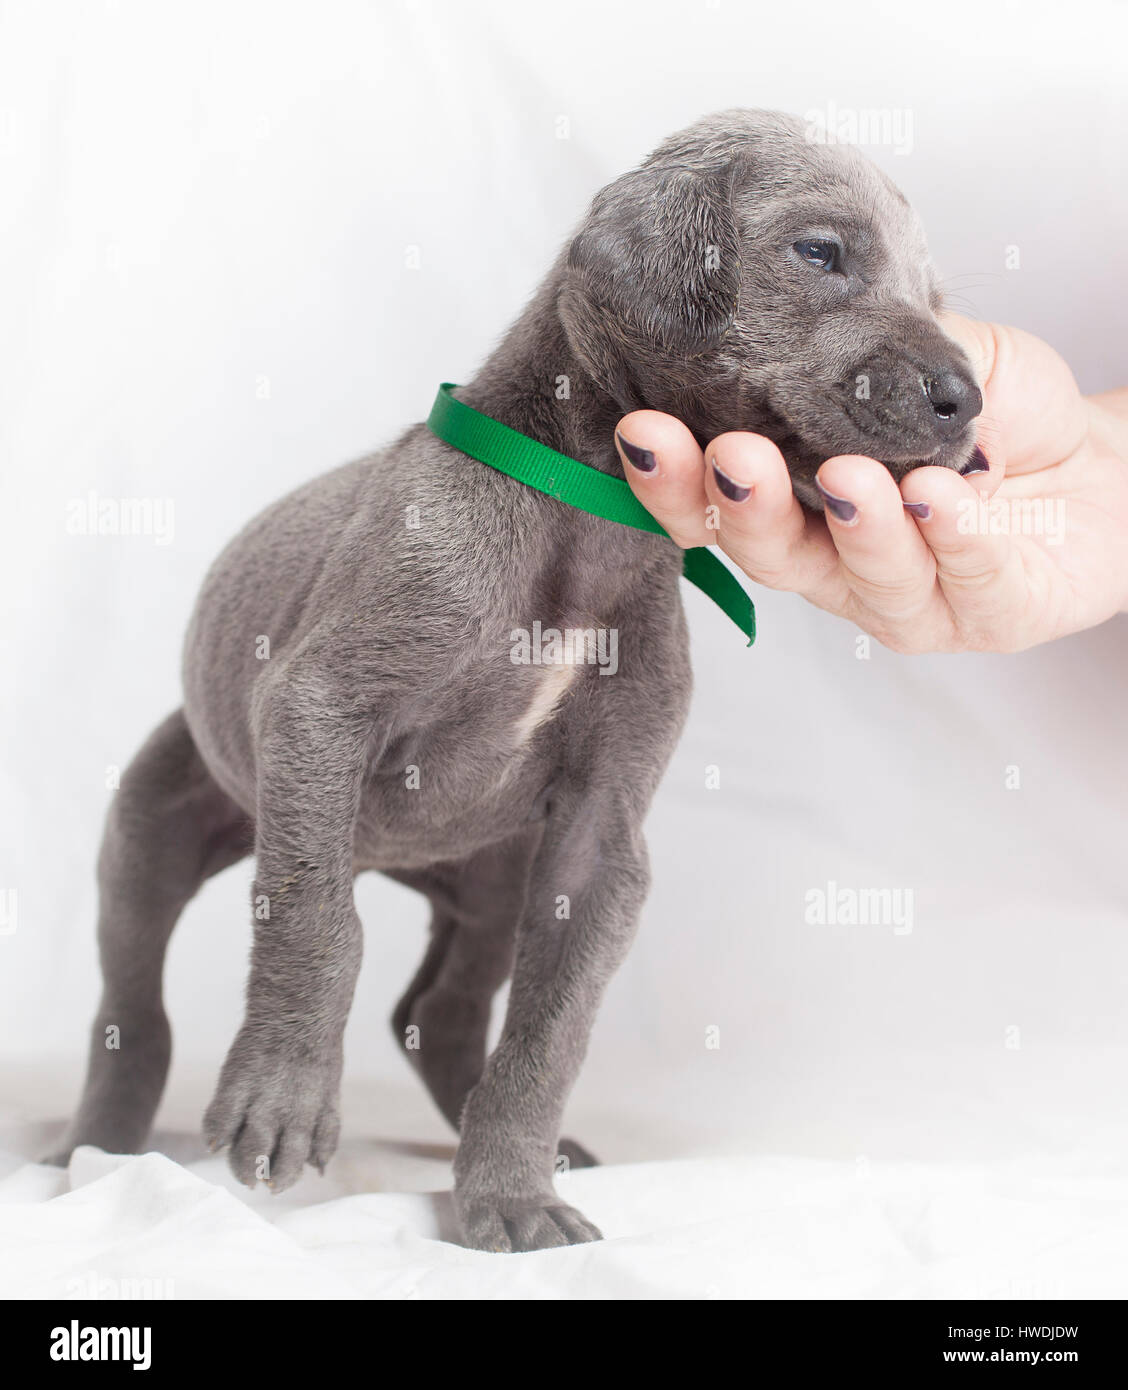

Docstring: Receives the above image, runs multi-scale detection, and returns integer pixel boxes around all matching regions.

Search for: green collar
[426,384,755,645]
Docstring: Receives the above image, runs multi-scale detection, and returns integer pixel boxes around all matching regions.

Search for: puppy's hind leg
[390,835,599,1171]
[52,709,252,1162]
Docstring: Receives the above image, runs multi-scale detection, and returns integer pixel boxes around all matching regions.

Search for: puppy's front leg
[203,667,371,1191]
[453,788,650,1251]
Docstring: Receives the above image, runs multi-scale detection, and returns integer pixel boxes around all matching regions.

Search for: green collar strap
[426,383,755,645]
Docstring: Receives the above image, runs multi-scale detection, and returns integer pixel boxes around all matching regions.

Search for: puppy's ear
[558,162,742,409]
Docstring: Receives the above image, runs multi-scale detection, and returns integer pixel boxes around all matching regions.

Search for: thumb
[939,314,1085,475]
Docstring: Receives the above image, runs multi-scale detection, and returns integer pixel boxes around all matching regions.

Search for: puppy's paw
[203,1031,342,1192]
[456,1195,603,1253]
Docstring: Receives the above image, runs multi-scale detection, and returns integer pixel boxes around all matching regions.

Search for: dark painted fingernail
[815,477,857,523]
[710,458,751,502]
[960,445,990,476]
[615,431,656,473]
[903,501,932,520]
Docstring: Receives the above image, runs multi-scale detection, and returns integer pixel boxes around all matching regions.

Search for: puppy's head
[559,109,982,508]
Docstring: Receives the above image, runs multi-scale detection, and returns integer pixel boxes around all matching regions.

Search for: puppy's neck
[456,273,627,479]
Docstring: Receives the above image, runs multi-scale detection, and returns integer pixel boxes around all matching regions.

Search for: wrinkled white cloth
[4,1084,1128,1300]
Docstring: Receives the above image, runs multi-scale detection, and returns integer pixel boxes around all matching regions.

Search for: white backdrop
[2,0,1128,1297]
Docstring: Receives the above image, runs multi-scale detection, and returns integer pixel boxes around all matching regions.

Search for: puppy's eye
[793,238,840,272]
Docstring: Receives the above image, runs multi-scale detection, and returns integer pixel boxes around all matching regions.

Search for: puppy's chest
[388,660,580,774]
[353,659,587,866]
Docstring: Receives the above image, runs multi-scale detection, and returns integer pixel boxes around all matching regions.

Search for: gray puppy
[57,109,981,1251]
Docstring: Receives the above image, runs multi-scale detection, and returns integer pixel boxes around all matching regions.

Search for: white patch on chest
[511,662,580,748]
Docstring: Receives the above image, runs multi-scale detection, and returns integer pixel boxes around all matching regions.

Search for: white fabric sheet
[4,1066,1128,1300]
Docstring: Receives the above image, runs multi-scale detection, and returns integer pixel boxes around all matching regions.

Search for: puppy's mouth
[763,384,982,513]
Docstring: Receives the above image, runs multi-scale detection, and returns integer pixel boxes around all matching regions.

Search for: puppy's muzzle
[841,352,982,462]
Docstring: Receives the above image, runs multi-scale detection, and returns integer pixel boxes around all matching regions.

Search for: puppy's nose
[924,369,982,437]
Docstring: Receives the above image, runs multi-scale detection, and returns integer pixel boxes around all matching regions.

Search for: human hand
[614,316,1128,652]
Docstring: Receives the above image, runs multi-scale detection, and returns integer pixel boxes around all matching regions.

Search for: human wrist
[1084,396,1128,613]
